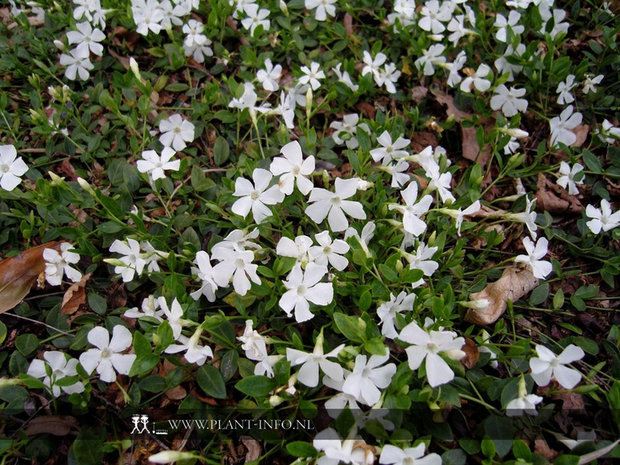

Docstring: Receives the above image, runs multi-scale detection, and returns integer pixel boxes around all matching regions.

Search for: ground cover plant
[0,0,619,463]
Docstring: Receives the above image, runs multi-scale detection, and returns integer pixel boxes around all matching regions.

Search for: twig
[2,313,73,337]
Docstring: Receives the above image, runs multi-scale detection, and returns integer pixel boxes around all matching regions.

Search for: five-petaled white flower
[190,251,218,302]
[159,114,195,151]
[398,320,465,387]
[370,131,410,165]
[279,263,333,322]
[309,231,350,271]
[377,291,415,339]
[530,344,584,389]
[550,105,582,148]
[269,141,315,195]
[494,11,524,42]
[109,238,146,282]
[506,376,543,417]
[418,0,451,34]
[582,74,603,94]
[379,444,441,465]
[585,199,620,234]
[27,351,84,397]
[286,330,344,387]
[305,0,337,22]
[43,243,82,286]
[515,237,552,279]
[299,62,326,91]
[556,162,584,195]
[276,234,313,266]
[0,144,28,191]
[330,114,369,150]
[556,74,577,105]
[137,147,180,182]
[60,49,94,81]
[165,328,213,366]
[231,168,285,223]
[389,182,433,237]
[342,351,396,406]
[256,58,282,92]
[240,3,270,36]
[305,178,367,232]
[124,295,164,321]
[490,85,528,117]
[67,21,106,56]
[403,242,439,277]
[158,297,187,340]
[79,325,136,383]
[132,0,164,36]
[212,247,261,296]
[237,319,268,361]
[460,64,492,93]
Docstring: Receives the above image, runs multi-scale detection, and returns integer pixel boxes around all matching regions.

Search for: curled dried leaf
[61,272,91,315]
[465,265,539,325]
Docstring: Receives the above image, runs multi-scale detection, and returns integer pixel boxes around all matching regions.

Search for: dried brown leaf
[241,436,261,463]
[432,90,471,122]
[343,13,353,35]
[165,385,187,400]
[465,265,539,325]
[61,272,91,315]
[461,127,493,166]
[571,124,589,148]
[0,242,60,314]
[411,86,428,103]
[534,439,558,461]
[461,338,479,369]
[536,173,583,213]
[25,415,79,436]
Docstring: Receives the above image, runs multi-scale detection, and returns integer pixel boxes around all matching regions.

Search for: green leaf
[582,150,602,174]
[235,375,275,397]
[512,439,532,461]
[364,337,386,356]
[88,293,107,315]
[191,165,216,192]
[529,283,549,306]
[15,333,38,358]
[0,320,6,345]
[553,289,565,309]
[197,365,227,399]
[333,312,366,343]
[286,442,317,457]
[214,136,230,166]
[133,331,151,357]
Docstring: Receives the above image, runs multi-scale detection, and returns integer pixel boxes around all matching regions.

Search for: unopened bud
[53,40,65,51]
[148,450,199,464]
[48,171,65,186]
[501,127,529,139]
[129,57,142,82]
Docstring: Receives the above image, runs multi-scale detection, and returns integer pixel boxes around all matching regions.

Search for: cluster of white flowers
[107,238,167,282]
[238,320,281,377]
[361,51,401,94]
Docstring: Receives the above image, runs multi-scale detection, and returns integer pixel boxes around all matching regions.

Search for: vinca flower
[490,85,528,117]
[108,238,146,283]
[190,251,218,302]
[530,344,584,389]
[286,330,344,387]
[550,105,582,147]
[27,351,84,397]
[276,235,313,266]
[299,62,326,91]
[165,328,213,366]
[370,131,410,165]
[279,263,333,322]
[403,242,439,277]
[379,444,441,465]
[582,74,603,94]
[305,0,337,21]
[59,49,94,81]
[256,58,282,92]
[494,11,524,42]
[137,147,180,182]
[212,247,261,296]
[305,178,367,232]
[269,141,315,195]
[67,22,106,56]
[231,168,285,223]
[460,64,492,93]
[330,114,369,150]
[377,291,415,339]
[132,0,165,36]
[79,325,136,383]
[309,231,350,271]
[159,114,195,151]
[418,0,451,34]
[0,144,28,191]
[240,3,270,36]
[506,376,543,417]
[342,351,396,406]
[556,74,577,105]
[556,162,584,195]
[388,182,433,237]
[159,297,187,340]
[515,237,552,279]
[124,295,164,321]
[43,243,82,286]
[585,199,620,234]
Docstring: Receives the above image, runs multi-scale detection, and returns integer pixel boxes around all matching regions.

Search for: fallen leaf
[460,338,479,369]
[356,102,376,120]
[432,90,471,122]
[571,124,589,148]
[461,127,493,166]
[343,13,353,35]
[61,272,91,315]
[410,132,438,154]
[465,265,539,325]
[577,439,620,465]
[534,439,558,461]
[0,242,60,314]
[536,173,583,213]
[241,436,261,463]
[555,391,585,411]
[411,86,428,103]
[165,385,187,401]
[25,415,79,436]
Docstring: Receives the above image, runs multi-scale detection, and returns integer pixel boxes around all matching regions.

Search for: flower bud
[77,177,95,195]
[148,450,198,464]
[129,57,142,82]
[501,127,529,139]
[269,395,284,407]
[48,171,65,186]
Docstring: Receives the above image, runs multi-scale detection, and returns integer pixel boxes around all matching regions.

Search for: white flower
[441,200,481,235]
[305,0,337,21]
[585,199,620,234]
[269,141,315,195]
[383,159,410,188]
[505,195,538,239]
[79,326,136,383]
[583,74,603,94]
[494,43,525,81]
[109,238,146,282]
[237,319,268,361]
[132,0,164,36]
[59,49,94,81]
[313,428,369,465]
[362,51,387,86]
[137,147,180,181]
[159,114,195,151]
[377,291,415,339]
[460,64,492,93]
[447,15,468,46]
[530,344,584,389]
[231,168,285,223]
[446,50,467,87]
[506,376,543,417]
[67,22,106,56]
[190,251,218,302]
[379,444,441,465]
[388,182,433,237]
[124,295,164,321]
[305,178,367,232]
[370,131,410,165]
[149,451,199,464]
[279,263,333,322]
[275,90,296,129]
[330,114,369,150]
[490,85,528,117]
[415,44,446,76]
[165,329,213,366]
[403,242,438,277]
[276,235,313,266]
[140,241,166,274]
[240,3,270,36]
[556,74,577,105]
[212,228,260,253]
[547,9,569,40]
[556,162,584,195]
[425,163,455,204]
[494,11,524,43]
[398,321,465,387]
[299,62,325,91]
[515,237,552,279]
[182,19,208,48]
[342,351,396,406]
[550,105,582,148]
[309,231,350,271]
[256,58,282,92]
[27,351,84,397]
[254,353,281,378]
[212,247,260,296]
[286,331,344,387]
[160,0,187,29]
[43,243,82,286]
[597,119,620,144]
[159,297,187,339]
[184,40,213,63]
[332,64,359,92]
[418,0,451,34]
[380,63,401,94]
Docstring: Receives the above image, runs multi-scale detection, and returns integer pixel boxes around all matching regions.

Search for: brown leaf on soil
[535,173,583,213]
[571,124,589,148]
[356,102,376,120]
[165,385,187,400]
[241,436,261,463]
[112,26,139,51]
[460,338,479,369]
[411,86,428,103]
[61,272,91,315]
[0,242,61,314]
[432,90,471,122]
[25,415,79,436]
[410,132,439,154]
[555,392,585,410]
[465,265,539,325]
[343,13,353,35]
[534,439,558,461]
[461,127,493,166]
